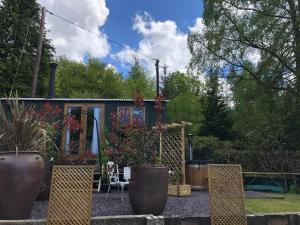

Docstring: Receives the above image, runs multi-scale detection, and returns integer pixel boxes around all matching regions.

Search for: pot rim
[0,151,41,155]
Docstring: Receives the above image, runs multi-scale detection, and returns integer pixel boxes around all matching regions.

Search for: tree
[0,0,54,96]
[124,59,156,98]
[200,73,233,140]
[166,92,202,134]
[229,66,299,172]
[163,71,202,99]
[188,0,296,93]
[188,0,300,171]
[55,57,125,98]
[163,71,204,134]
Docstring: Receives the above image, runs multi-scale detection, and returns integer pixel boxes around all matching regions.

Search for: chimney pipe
[48,62,57,98]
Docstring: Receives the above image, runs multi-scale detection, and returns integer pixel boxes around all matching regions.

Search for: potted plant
[105,94,168,215]
[168,170,191,196]
[0,97,45,219]
[126,127,168,215]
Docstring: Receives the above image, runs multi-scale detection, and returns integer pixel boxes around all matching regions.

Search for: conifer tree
[0,0,54,96]
[200,73,233,140]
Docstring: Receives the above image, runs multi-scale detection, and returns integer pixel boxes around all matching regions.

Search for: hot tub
[185,160,208,191]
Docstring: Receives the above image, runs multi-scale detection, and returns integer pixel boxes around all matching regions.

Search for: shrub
[192,136,257,171]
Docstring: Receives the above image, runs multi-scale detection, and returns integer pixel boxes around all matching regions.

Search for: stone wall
[1,213,300,225]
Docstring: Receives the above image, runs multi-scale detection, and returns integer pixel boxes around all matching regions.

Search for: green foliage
[55,57,124,98]
[188,0,300,172]
[54,57,156,99]
[167,92,202,134]
[229,66,300,172]
[163,71,201,99]
[164,71,204,134]
[0,97,46,152]
[0,0,54,96]
[124,59,156,98]
[192,136,256,171]
[188,0,295,92]
[200,73,233,140]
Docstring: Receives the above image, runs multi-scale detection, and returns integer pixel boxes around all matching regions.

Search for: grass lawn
[245,194,300,214]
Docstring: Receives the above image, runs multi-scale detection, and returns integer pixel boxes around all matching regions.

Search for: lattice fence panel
[161,132,184,183]
[47,166,94,225]
[208,164,247,225]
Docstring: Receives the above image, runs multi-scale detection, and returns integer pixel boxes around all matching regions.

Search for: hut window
[117,107,145,126]
[132,108,144,125]
[63,103,104,157]
[118,107,131,126]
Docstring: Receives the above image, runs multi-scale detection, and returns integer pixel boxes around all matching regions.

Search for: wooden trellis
[208,164,247,225]
[154,121,192,184]
[47,166,94,225]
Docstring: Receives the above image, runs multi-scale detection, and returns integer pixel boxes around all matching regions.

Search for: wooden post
[31,7,46,97]
[181,126,185,184]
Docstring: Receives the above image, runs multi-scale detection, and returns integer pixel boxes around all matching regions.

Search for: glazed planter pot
[0,151,44,219]
[37,161,53,201]
[129,166,168,215]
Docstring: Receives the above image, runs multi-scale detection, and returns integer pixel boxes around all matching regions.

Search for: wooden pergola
[153,121,192,185]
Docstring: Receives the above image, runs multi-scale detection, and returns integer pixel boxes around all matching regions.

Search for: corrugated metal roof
[0,97,169,102]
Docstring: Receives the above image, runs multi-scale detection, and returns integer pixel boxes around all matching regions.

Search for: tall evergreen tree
[125,59,155,98]
[0,0,54,96]
[200,73,233,140]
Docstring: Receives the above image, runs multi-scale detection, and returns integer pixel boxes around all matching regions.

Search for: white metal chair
[106,161,120,199]
[106,162,131,201]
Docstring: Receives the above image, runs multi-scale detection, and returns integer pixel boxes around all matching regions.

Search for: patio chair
[106,161,121,199]
[106,162,131,201]
[46,165,94,225]
[208,164,247,225]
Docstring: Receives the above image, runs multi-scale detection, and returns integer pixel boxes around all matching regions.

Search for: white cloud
[106,63,116,72]
[188,18,205,33]
[115,13,203,76]
[38,0,110,61]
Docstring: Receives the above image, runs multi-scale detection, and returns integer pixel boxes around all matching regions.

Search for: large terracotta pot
[0,151,44,219]
[129,166,168,215]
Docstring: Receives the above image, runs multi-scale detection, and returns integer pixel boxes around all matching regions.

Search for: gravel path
[31,191,271,219]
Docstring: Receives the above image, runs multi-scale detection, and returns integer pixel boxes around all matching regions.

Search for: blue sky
[39,0,204,76]
[101,0,203,75]
[102,0,203,45]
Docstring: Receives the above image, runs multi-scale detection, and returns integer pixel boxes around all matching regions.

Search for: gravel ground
[31,191,271,219]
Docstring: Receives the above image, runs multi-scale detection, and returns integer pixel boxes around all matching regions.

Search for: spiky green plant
[0,97,46,153]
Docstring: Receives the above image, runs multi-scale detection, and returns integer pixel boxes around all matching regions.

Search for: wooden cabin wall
[0,99,166,131]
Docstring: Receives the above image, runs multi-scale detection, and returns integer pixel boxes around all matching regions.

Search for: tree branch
[222,10,296,74]
[193,35,289,91]
[287,0,300,34]
[223,0,291,20]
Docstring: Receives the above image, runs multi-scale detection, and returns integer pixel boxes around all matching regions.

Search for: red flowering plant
[104,92,162,167]
[32,102,81,164]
